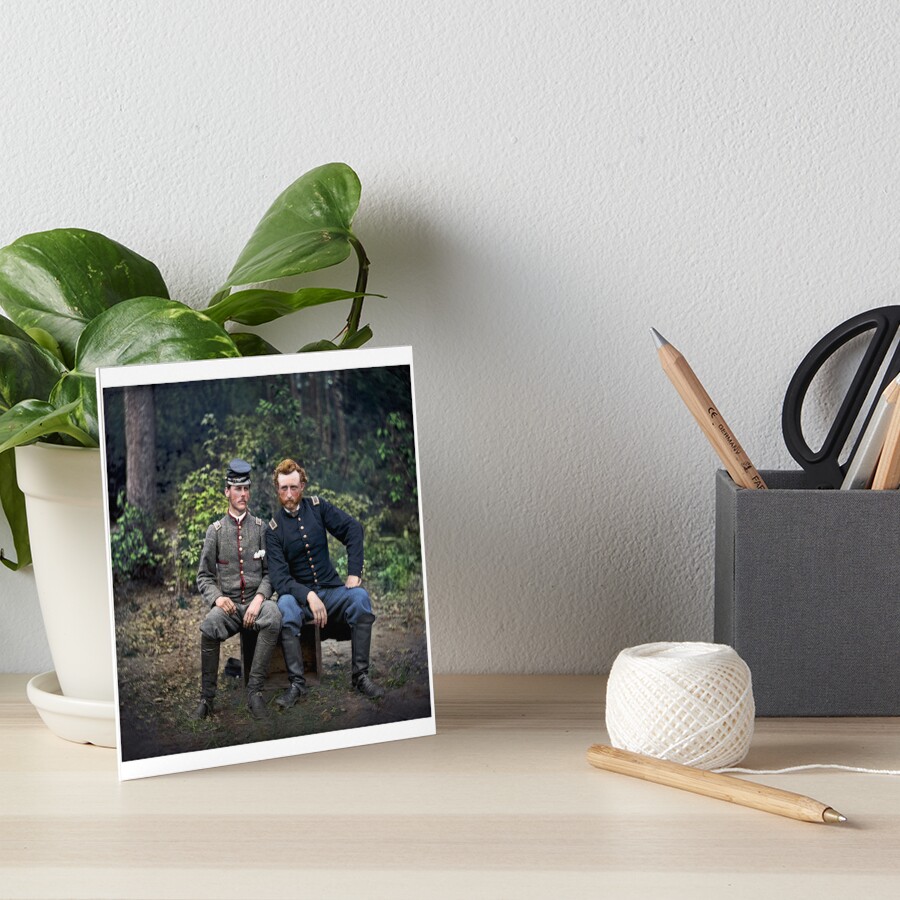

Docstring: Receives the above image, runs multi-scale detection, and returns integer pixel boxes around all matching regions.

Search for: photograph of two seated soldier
[104,364,431,763]
[194,455,384,718]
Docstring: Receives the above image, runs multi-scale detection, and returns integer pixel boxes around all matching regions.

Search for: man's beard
[279,495,301,513]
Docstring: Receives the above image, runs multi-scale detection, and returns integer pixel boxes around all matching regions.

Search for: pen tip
[650,327,668,350]
[823,808,847,824]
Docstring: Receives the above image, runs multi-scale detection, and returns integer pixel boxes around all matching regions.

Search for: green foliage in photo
[374,411,418,505]
[109,493,164,587]
[173,464,229,591]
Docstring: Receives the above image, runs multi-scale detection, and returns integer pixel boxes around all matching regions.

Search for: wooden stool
[240,620,351,685]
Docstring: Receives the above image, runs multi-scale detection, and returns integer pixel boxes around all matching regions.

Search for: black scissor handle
[782,306,900,488]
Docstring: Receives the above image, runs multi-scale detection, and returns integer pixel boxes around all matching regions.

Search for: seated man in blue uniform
[192,459,282,721]
[265,457,384,708]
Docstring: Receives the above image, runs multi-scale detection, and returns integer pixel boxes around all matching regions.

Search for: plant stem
[346,235,369,336]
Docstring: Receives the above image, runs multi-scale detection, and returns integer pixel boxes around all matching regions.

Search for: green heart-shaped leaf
[339,325,373,349]
[299,339,340,352]
[75,297,239,372]
[0,315,67,412]
[297,325,373,354]
[230,332,281,356]
[222,163,361,289]
[50,372,98,443]
[206,287,377,327]
[0,399,91,454]
[0,229,170,368]
[22,326,64,362]
[0,449,30,570]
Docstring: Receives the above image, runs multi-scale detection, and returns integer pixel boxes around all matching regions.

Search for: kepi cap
[226,458,251,486]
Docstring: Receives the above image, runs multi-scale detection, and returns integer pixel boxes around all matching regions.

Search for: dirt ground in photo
[114,587,431,762]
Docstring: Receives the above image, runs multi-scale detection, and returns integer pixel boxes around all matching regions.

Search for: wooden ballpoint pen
[587,745,847,824]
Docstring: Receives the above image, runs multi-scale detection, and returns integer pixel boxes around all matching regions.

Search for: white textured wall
[2,2,898,673]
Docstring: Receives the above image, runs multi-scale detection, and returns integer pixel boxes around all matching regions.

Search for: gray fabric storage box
[714,469,900,716]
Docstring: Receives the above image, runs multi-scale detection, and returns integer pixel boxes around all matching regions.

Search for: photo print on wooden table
[97,346,434,779]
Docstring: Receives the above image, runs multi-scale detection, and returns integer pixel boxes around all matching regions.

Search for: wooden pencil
[586,744,846,824]
[652,328,767,490]
[841,375,900,489]
[870,378,900,490]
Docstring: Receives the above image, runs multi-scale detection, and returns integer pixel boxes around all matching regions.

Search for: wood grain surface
[2,674,899,898]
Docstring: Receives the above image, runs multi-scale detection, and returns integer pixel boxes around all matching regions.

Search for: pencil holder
[713,469,900,716]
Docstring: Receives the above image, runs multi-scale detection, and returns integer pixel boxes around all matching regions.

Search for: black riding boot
[246,623,277,720]
[351,612,384,698]
[277,628,309,708]
[192,635,220,719]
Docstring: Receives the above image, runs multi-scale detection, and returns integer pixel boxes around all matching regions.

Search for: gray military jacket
[196,511,272,607]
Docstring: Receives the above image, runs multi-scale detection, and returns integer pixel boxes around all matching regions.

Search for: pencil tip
[650,327,668,350]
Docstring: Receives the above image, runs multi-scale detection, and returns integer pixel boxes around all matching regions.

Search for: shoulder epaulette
[269,518,278,530]
[213,520,222,531]
[255,516,263,526]
[311,495,320,505]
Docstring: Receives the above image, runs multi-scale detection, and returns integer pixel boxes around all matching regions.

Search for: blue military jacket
[266,496,364,605]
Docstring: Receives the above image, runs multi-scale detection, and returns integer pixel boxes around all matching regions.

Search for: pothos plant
[0,162,379,570]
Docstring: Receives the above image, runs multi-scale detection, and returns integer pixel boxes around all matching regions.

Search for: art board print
[97,346,434,780]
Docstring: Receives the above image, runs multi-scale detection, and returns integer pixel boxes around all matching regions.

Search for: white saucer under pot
[26,671,116,748]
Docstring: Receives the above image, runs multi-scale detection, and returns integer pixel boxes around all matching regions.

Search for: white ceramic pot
[15,443,114,702]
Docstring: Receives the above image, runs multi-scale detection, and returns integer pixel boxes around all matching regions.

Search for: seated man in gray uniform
[266,457,384,708]
[192,459,282,721]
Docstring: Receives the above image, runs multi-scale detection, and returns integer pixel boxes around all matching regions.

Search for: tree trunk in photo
[305,375,320,434]
[124,385,156,516]
[319,376,332,459]
[333,372,349,478]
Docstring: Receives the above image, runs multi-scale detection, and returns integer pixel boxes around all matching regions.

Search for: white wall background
[2,1,898,674]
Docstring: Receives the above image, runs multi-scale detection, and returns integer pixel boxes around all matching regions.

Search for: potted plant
[0,162,379,739]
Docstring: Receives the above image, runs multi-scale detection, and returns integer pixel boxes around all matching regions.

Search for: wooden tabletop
[2,673,899,898]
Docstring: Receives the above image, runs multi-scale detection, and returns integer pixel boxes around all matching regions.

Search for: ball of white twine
[605,642,755,770]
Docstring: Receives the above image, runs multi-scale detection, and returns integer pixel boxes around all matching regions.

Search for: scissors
[782,306,900,489]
